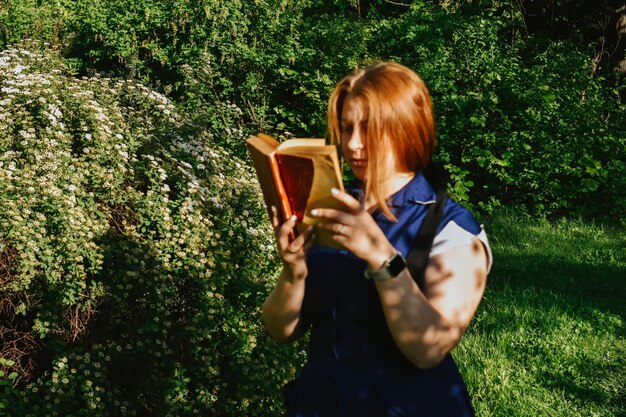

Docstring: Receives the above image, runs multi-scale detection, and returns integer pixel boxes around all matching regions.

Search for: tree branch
[383,0,412,7]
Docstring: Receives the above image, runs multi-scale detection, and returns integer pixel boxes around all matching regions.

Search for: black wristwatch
[364,251,406,281]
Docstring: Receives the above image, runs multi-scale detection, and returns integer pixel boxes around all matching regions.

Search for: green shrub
[0,43,303,416]
[369,3,626,220]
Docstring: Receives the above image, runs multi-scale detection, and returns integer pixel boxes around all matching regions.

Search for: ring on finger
[338,224,345,235]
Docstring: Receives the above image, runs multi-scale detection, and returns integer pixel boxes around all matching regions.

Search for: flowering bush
[0,43,303,416]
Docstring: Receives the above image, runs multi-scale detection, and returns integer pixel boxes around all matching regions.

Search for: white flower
[1,87,20,94]
[12,64,27,75]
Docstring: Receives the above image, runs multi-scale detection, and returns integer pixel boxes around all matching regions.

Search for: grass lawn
[455,211,625,416]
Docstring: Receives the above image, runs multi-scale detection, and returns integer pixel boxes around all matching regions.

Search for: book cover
[246,133,294,227]
[246,133,345,248]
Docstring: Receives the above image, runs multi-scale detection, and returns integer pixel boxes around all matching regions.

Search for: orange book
[246,133,345,249]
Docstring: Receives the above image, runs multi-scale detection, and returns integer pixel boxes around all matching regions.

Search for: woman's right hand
[271,206,315,280]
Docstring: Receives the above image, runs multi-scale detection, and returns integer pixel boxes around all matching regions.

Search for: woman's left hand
[311,188,397,270]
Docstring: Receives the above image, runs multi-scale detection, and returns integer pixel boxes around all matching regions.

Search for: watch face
[388,253,407,276]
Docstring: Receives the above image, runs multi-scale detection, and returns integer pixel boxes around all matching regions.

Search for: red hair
[328,62,436,220]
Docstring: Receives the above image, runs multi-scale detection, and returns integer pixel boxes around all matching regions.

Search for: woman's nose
[346,128,364,151]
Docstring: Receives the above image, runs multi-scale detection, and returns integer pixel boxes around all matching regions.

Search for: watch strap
[364,252,406,281]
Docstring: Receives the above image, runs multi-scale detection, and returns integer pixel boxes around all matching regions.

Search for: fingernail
[290,215,297,222]
[310,209,318,216]
[331,188,339,195]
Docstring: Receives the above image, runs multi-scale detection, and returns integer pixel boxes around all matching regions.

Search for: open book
[246,133,345,249]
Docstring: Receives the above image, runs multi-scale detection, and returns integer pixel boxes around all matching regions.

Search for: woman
[263,62,492,417]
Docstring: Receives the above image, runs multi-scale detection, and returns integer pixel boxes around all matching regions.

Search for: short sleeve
[430,219,493,273]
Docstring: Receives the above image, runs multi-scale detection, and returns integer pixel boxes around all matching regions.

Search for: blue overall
[285,173,485,417]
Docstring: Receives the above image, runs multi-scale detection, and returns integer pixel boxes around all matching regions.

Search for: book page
[301,154,346,248]
[277,138,325,151]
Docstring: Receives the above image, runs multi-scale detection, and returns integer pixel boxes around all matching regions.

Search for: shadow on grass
[491,252,626,318]
[487,212,626,318]
[546,362,625,414]
[466,282,626,416]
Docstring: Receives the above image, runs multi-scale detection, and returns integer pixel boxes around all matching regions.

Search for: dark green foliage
[3,0,622,220]
[516,0,625,76]
[371,3,625,219]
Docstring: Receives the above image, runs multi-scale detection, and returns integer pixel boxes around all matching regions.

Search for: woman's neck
[363,171,415,210]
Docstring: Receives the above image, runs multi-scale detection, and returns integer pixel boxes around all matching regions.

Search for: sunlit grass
[456,211,625,416]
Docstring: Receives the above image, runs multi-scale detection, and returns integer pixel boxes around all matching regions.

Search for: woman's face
[340,94,369,181]
[341,94,403,183]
